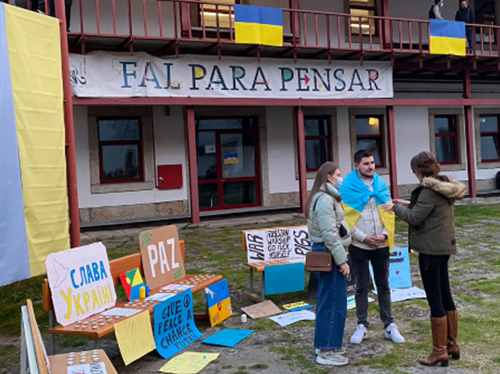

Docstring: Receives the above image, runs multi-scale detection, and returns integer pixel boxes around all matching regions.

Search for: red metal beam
[295,107,307,213]
[386,106,398,199]
[463,71,477,198]
[56,0,81,248]
[185,107,200,224]
[73,97,500,107]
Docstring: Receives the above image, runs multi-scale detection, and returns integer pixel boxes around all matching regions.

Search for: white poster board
[244,226,311,263]
[45,242,116,326]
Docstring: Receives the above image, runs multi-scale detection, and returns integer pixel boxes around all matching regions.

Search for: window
[474,0,496,43]
[434,116,459,164]
[98,118,143,183]
[349,0,377,36]
[304,116,331,171]
[355,115,384,167]
[479,115,500,162]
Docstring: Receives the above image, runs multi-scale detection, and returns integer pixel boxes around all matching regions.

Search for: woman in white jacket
[305,162,350,367]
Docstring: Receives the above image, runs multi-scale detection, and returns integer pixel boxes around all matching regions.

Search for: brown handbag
[305,251,333,273]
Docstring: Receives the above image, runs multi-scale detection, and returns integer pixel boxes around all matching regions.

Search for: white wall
[75,105,187,209]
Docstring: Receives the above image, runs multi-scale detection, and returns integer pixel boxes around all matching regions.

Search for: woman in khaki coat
[382,152,465,367]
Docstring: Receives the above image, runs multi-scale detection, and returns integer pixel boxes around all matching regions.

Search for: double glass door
[196,118,260,210]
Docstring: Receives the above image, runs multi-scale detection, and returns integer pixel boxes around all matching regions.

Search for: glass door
[196,118,260,211]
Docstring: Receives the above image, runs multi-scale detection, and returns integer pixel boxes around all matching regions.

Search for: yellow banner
[208,298,232,327]
[6,6,70,276]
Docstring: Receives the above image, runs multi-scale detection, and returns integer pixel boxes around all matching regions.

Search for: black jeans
[419,254,456,318]
[349,245,394,328]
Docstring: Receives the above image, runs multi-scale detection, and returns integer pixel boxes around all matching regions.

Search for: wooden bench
[43,240,223,354]
[21,299,117,374]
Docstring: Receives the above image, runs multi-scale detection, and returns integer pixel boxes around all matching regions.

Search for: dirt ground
[5,197,500,374]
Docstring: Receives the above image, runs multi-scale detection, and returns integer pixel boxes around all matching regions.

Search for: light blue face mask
[440,2,444,7]
[333,177,343,190]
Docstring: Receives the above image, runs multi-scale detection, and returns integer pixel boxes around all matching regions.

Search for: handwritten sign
[159,352,219,374]
[243,226,311,263]
[201,329,253,347]
[282,301,313,312]
[205,279,232,327]
[241,300,282,319]
[139,225,185,290]
[114,311,156,366]
[269,310,316,327]
[45,242,116,326]
[154,290,202,359]
[370,248,412,291]
[119,268,144,301]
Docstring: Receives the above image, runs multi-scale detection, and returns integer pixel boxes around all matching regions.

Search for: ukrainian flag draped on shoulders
[339,170,396,250]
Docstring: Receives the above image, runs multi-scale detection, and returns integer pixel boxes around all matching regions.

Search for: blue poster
[370,248,412,290]
[154,289,202,359]
[264,263,305,296]
[202,329,253,347]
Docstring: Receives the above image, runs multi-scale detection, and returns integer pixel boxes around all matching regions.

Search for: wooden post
[186,107,200,224]
[463,71,477,198]
[386,106,398,199]
[295,107,307,213]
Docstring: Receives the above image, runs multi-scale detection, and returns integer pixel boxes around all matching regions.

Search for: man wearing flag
[339,150,405,345]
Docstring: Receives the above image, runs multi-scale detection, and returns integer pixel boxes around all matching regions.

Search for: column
[463,71,477,198]
[295,107,307,213]
[186,107,200,224]
[386,106,398,199]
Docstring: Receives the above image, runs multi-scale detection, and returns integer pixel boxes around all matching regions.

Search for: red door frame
[197,118,262,211]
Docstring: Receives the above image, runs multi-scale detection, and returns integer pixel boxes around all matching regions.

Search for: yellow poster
[115,311,156,365]
[160,352,219,374]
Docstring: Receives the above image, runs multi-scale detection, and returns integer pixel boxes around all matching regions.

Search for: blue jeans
[312,243,347,350]
[466,27,473,53]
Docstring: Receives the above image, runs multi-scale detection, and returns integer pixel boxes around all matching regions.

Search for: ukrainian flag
[0,3,70,286]
[429,19,466,56]
[339,170,396,250]
[234,4,283,47]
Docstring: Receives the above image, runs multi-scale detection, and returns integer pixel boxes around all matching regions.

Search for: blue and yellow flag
[0,3,70,286]
[234,4,283,47]
[429,19,466,56]
[339,170,395,250]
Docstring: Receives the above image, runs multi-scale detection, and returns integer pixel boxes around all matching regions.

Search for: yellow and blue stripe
[234,4,283,47]
[430,19,466,57]
[0,3,70,286]
[339,170,396,250]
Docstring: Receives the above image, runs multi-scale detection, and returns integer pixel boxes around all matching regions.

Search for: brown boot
[446,310,460,360]
[419,317,449,367]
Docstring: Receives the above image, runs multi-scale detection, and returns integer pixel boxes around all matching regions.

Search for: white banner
[69,52,393,99]
[244,226,311,263]
[45,242,117,326]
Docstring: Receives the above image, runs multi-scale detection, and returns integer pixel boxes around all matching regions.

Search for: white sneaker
[350,324,367,344]
[385,323,405,343]
[316,351,349,366]
[315,347,346,355]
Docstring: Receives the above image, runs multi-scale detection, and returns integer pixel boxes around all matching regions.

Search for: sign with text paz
[115,311,156,366]
[154,289,202,360]
[243,226,311,263]
[264,263,305,296]
[139,225,185,290]
[45,242,117,326]
[205,279,232,327]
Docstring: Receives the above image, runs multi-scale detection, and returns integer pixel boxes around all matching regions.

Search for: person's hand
[393,199,411,207]
[339,263,350,276]
[375,235,387,245]
[363,235,379,248]
[381,203,394,212]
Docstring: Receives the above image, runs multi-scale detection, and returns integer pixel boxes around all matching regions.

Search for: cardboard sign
[264,263,305,296]
[159,352,220,374]
[346,255,356,295]
[241,300,282,319]
[154,290,202,360]
[269,310,316,327]
[282,301,313,312]
[201,329,253,347]
[373,286,426,303]
[45,242,116,326]
[205,279,232,327]
[115,311,156,366]
[119,268,144,301]
[370,247,412,291]
[139,225,185,290]
[244,226,311,263]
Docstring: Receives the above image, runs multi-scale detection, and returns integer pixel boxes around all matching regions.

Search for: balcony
[8,0,500,74]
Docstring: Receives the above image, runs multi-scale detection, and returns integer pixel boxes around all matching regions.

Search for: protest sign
[202,329,253,347]
[282,301,313,312]
[269,310,316,327]
[159,352,219,374]
[154,289,202,360]
[205,279,232,327]
[370,248,412,290]
[373,286,426,302]
[45,242,116,326]
[114,311,156,365]
[264,263,305,296]
[243,226,311,263]
[119,268,144,301]
[139,225,185,290]
[241,300,282,319]
[347,295,375,310]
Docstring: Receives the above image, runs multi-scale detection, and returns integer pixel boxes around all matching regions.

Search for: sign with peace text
[205,279,232,327]
[139,225,185,290]
[243,226,311,263]
[69,52,393,100]
[45,242,116,326]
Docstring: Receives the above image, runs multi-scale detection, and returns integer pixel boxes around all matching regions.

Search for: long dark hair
[410,151,441,177]
[304,162,338,219]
